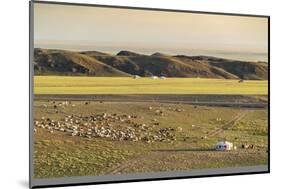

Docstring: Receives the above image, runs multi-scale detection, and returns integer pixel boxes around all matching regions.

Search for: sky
[33,3,268,61]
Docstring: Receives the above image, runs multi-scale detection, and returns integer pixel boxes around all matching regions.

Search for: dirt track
[35,94,268,108]
[106,110,251,174]
[207,110,251,137]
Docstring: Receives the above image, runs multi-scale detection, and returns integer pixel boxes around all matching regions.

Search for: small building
[215,141,234,151]
[151,76,158,79]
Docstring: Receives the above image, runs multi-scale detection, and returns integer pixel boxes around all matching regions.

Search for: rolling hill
[33,48,268,80]
[34,49,130,77]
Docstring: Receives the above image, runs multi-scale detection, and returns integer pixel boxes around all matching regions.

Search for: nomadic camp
[151,76,158,79]
[215,141,234,151]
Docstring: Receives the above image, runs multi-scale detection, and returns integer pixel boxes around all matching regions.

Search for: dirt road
[106,110,251,175]
[207,110,251,137]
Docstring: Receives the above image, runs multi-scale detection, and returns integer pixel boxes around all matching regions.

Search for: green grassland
[33,76,268,178]
[34,76,268,95]
[33,100,268,178]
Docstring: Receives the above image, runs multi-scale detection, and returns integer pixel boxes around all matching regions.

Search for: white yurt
[215,141,234,151]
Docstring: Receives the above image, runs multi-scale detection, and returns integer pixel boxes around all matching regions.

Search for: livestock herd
[34,111,179,143]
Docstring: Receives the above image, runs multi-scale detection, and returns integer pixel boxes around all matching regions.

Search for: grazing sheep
[34,112,180,142]
[177,127,183,132]
[176,108,182,112]
[242,144,254,149]
[72,131,78,136]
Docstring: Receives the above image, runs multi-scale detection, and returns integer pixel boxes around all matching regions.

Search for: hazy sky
[34,3,268,55]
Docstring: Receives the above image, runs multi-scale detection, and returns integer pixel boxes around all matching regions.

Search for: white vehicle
[160,76,166,79]
[215,141,234,151]
[150,76,158,79]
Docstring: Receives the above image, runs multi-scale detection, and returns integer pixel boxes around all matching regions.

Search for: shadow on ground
[18,180,29,188]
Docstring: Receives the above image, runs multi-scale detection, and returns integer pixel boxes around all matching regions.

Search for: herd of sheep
[34,111,179,143]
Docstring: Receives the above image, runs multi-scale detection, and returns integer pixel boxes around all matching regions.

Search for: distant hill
[151,52,169,57]
[33,48,268,80]
[116,50,144,57]
[34,49,130,77]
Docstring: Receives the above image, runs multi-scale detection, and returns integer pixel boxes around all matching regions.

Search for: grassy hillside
[34,48,268,80]
[34,49,130,77]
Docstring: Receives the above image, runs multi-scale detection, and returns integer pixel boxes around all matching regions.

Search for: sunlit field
[34,76,268,95]
[33,75,268,178]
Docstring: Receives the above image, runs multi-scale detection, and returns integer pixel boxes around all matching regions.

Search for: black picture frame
[29,1,270,188]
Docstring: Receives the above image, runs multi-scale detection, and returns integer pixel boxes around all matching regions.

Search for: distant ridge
[151,52,169,57]
[80,51,111,56]
[34,48,268,80]
[116,50,143,56]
